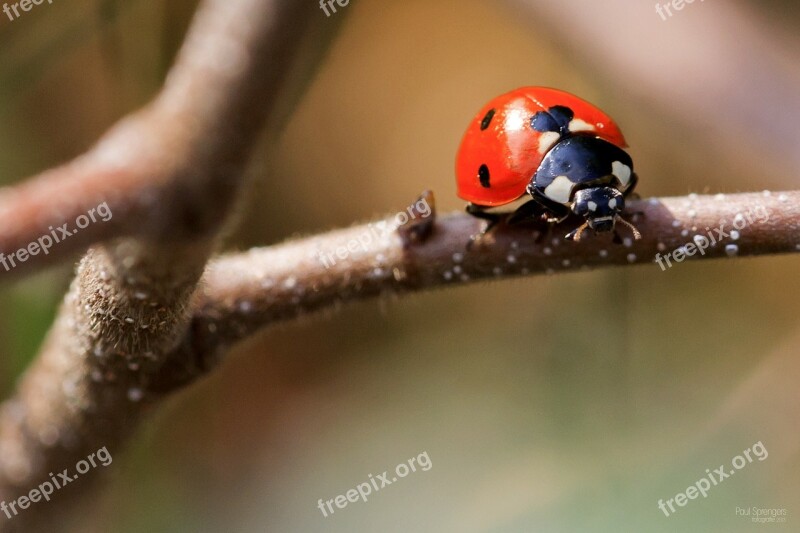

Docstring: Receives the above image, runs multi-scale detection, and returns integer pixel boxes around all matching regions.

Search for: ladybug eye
[480,109,496,131]
[478,164,491,188]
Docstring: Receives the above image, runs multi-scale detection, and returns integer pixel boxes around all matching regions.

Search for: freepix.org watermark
[654,205,769,271]
[1,446,112,520]
[319,0,350,17]
[317,451,432,518]
[657,441,768,517]
[655,0,706,21]
[3,0,56,23]
[317,196,432,269]
[0,201,112,272]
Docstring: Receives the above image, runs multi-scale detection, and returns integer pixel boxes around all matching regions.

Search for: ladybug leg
[506,200,546,225]
[465,203,504,249]
[528,188,570,224]
[620,173,646,222]
[619,173,646,231]
[623,172,640,200]
[522,191,573,243]
[466,203,502,230]
[505,200,554,243]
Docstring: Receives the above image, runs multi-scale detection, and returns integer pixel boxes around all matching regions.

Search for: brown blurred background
[1,0,799,531]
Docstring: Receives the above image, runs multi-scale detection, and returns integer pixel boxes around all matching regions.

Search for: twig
[0,0,318,280]
[1,187,798,528]
[0,0,327,530]
[150,189,800,391]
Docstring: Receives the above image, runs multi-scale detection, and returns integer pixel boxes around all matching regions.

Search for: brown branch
[147,189,800,391]
[0,0,332,530]
[0,0,320,280]
[0,186,798,528]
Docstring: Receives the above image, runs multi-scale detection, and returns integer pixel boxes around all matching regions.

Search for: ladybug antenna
[615,216,641,240]
[565,221,591,241]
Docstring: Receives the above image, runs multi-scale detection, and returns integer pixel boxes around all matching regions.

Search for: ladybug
[456,87,640,241]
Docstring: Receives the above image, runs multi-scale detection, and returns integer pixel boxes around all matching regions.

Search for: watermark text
[317,196,432,269]
[3,0,57,23]
[317,450,432,517]
[658,441,768,517]
[655,205,769,271]
[656,0,706,21]
[0,201,113,273]
[1,446,112,520]
[319,0,350,17]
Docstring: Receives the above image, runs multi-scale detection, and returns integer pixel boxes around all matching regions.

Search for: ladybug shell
[455,87,627,207]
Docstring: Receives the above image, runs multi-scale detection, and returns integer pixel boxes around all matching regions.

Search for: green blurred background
[1,0,799,531]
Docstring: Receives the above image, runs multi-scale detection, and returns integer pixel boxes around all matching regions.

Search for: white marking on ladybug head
[538,131,561,154]
[544,175,574,204]
[608,198,617,209]
[568,118,595,133]
[587,201,598,212]
[611,161,631,187]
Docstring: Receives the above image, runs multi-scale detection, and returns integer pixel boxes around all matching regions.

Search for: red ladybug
[456,87,640,241]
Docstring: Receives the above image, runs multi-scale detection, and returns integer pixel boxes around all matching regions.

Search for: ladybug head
[572,187,624,232]
[568,187,640,241]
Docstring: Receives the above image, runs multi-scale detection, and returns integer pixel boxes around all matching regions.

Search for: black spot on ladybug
[480,109,496,131]
[478,164,490,188]
[531,111,560,133]
[531,106,575,137]
[548,106,574,127]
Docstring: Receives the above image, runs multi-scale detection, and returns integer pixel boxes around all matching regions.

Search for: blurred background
[1,0,799,531]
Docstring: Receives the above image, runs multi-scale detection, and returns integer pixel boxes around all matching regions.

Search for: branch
[0,187,797,527]
[151,189,800,390]
[0,0,322,279]
[0,0,332,529]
